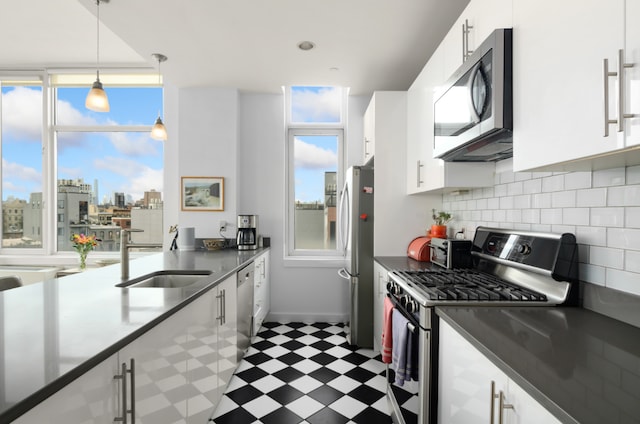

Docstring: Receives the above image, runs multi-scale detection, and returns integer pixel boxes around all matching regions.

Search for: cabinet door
[216,275,238,398]
[363,97,376,164]
[624,0,640,148]
[504,380,562,424]
[12,353,119,424]
[120,305,191,423]
[372,261,388,352]
[407,48,443,194]
[185,287,224,423]
[438,320,508,424]
[513,0,625,171]
[441,0,513,79]
[253,251,270,334]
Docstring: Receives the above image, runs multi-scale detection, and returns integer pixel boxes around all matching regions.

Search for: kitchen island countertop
[437,306,640,424]
[0,248,267,422]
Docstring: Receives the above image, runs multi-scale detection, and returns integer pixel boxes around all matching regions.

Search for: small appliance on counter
[429,237,473,269]
[407,236,432,262]
[237,215,258,250]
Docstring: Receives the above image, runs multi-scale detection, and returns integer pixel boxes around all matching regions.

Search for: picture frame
[181,176,224,211]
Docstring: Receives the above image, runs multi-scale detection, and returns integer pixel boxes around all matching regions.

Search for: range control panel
[471,227,570,272]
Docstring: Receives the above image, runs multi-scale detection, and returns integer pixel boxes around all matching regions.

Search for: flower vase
[79,252,87,271]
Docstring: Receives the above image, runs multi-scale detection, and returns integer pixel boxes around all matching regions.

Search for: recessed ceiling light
[297,41,315,51]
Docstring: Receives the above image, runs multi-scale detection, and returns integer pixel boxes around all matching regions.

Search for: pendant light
[150,53,168,140]
[85,0,110,112]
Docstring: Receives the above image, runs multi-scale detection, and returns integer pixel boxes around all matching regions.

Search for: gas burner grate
[395,269,547,302]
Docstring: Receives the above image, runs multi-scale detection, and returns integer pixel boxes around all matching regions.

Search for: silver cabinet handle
[498,390,514,424]
[416,160,424,187]
[603,58,618,136]
[618,49,636,133]
[490,380,499,424]
[128,359,135,422]
[604,50,636,136]
[216,291,224,323]
[463,19,474,62]
[114,363,128,423]
[261,258,266,278]
[221,289,226,325]
[364,138,371,157]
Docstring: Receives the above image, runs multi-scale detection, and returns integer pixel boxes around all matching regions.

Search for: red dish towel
[381,296,394,363]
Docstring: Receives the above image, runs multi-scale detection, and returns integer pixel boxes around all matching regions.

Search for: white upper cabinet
[513,0,640,171]
[363,98,375,164]
[406,0,500,194]
[441,0,514,79]
[624,0,640,148]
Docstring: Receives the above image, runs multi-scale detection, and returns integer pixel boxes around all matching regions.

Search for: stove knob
[517,244,531,255]
[387,282,401,295]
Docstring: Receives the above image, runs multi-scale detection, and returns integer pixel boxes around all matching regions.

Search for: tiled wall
[442,160,640,297]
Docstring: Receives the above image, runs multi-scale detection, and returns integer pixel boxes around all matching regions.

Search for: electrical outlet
[219,221,226,232]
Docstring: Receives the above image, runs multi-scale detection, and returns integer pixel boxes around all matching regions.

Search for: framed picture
[181,176,224,211]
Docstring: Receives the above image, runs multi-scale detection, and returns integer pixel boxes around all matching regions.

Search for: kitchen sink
[116,270,212,288]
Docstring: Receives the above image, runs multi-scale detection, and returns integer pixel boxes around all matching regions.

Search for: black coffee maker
[237,215,258,250]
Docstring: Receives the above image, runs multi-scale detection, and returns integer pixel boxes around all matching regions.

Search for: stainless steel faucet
[120,229,162,280]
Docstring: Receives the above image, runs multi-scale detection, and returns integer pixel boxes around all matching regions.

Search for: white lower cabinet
[372,261,388,352]
[253,250,270,336]
[438,320,561,424]
[14,277,238,424]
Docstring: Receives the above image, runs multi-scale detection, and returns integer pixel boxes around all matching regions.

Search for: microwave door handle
[467,62,484,124]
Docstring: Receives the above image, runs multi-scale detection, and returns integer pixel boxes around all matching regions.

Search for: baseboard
[265,311,349,324]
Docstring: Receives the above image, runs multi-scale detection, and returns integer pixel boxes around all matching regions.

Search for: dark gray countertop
[436,306,640,424]
[374,256,433,272]
[0,248,267,422]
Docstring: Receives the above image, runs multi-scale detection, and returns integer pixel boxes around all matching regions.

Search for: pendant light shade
[150,53,168,140]
[151,116,168,140]
[86,0,110,112]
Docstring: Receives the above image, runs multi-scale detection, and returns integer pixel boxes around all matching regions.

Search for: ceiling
[0,0,469,94]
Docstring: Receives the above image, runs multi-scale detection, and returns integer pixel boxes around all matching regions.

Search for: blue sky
[1,85,163,203]
[291,86,341,203]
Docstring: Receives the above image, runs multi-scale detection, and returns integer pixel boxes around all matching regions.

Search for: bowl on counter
[203,238,226,251]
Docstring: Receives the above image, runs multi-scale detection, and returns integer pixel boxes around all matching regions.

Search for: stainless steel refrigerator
[338,166,374,348]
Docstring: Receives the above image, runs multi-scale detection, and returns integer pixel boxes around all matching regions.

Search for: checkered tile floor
[210,322,393,424]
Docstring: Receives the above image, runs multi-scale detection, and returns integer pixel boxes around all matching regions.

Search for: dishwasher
[236,262,254,361]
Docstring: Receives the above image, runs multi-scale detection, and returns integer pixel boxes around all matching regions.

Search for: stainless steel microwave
[433,28,513,162]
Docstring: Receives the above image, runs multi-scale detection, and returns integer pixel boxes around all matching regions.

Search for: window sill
[283,256,345,268]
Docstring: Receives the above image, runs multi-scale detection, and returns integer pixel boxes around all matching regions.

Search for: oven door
[386,295,435,424]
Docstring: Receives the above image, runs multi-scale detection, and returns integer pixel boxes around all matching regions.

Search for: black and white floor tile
[210,322,393,424]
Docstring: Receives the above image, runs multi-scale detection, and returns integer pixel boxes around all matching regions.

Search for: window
[285,86,346,258]
[1,76,45,249]
[0,72,164,255]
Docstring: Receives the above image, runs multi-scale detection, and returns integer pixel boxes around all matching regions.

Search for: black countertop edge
[0,249,266,423]
[436,306,581,424]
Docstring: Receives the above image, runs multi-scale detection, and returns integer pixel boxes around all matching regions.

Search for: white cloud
[126,168,163,201]
[2,158,41,182]
[108,132,161,157]
[294,138,337,169]
[1,87,43,141]
[292,87,341,122]
[56,99,98,127]
[93,156,144,178]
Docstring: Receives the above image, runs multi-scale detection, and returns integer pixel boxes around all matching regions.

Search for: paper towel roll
[178,227,195,251]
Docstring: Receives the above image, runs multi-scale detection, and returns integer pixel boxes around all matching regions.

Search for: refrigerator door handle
[338,181,350,255]
[338,268,351,280]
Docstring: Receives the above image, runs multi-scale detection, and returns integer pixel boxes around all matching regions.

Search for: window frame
[284,86,347,263]
[0,70,161,261]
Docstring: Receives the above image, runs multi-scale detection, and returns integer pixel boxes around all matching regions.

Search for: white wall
[237,93,353,322]
[164,86,240,245]
[444,159,640,298]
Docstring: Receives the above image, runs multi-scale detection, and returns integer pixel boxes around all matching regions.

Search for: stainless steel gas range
[385,227,579,424]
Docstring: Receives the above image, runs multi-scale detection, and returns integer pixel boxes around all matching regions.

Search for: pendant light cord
[96,0,101,80]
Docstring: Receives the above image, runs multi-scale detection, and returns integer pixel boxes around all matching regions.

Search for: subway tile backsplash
[443,163,640,298]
